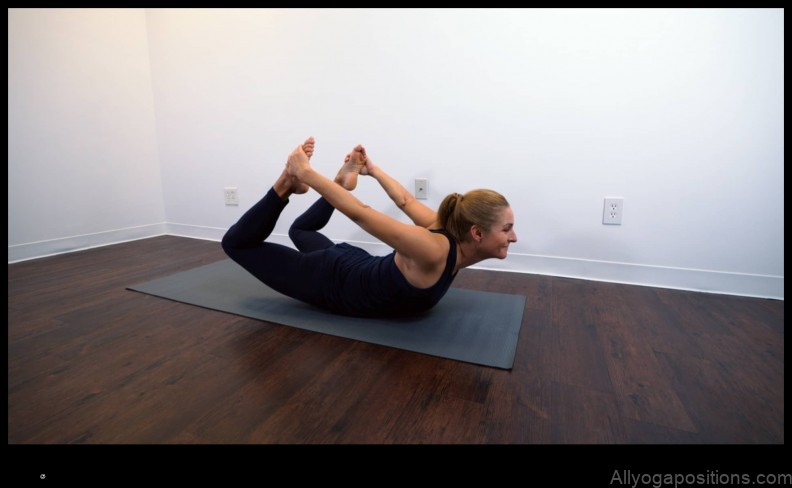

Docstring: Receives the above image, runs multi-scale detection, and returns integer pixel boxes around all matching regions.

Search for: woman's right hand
[286,141,312,179]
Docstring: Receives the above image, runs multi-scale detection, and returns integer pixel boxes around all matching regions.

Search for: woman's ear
[470,225,484,243]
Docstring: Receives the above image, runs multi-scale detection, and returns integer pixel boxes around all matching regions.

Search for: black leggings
[221,188,337,307]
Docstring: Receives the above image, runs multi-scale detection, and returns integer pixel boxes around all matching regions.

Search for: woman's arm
[287,146,445,266]
[365,160,437,228]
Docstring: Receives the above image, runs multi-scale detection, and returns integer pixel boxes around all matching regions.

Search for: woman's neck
[454,241,487,273]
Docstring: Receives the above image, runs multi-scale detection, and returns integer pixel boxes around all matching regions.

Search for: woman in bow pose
[222,137,516,317]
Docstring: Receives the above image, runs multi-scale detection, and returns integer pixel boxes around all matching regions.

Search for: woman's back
[319,229,458,317]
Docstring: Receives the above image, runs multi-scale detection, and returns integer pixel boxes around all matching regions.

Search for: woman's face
[480,207,517,259]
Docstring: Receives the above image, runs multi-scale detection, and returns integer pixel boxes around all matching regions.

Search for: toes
[303,137,315,154]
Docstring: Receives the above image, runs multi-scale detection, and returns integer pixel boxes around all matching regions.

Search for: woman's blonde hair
[437,189,510,243]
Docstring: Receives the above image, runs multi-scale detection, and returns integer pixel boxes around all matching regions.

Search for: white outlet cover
[603,197,623,225]
[224,187,239,205]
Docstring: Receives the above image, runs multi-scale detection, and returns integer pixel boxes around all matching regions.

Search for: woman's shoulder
[426,228,454,260]
[427,228,455,244]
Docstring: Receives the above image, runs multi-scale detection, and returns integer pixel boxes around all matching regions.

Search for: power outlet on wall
[415,178,428,200]
[603,197,623,225]
[224,187,239,205]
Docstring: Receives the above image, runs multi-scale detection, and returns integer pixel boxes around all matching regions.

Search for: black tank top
[319,229,458,317]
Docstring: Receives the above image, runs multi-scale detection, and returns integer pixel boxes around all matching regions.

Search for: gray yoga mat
[128,259,525,369]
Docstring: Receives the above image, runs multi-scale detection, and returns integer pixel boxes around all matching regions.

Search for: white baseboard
[471,253,784,301]
[8,223,168,263]
[165,222,228,242]
[9,222,784,300]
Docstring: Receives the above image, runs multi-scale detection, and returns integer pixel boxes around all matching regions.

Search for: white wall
[9,8,784,299]
[8,8,165,260]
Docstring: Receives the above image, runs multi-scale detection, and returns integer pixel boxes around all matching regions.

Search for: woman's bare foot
[335,144,367,191]
[290,137,314,194]
[274,137,314,200]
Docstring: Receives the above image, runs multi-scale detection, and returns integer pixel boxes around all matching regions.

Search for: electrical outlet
[224,187,239,205]
[603,197,623,225]
[415,178,428,200]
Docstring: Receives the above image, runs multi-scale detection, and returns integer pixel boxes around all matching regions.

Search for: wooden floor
[8,236,784,444]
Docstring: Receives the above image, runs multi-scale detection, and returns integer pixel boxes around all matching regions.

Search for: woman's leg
[222,187,287,251]
[288,144,369,253]
[222,184,331,307]
[225,240,328,308]
[288,197,336,253]
[221,134,313,250]
[221,138,330,306]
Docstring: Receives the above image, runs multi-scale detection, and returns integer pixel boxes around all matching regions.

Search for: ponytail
[438,189,509,243]
[437,192,463,240]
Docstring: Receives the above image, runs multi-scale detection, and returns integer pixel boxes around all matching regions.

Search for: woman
[221,137,517,317]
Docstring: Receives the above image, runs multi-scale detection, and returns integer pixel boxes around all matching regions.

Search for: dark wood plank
[595,283,698,433]
[654,351,783,443]
[184,332,357,444]
[551,278,614,392]
[551,381,628,443]
[477,273,556,443]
